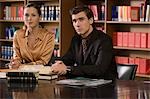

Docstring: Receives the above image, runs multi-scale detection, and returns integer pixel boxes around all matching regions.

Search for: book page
[0,65,54,79]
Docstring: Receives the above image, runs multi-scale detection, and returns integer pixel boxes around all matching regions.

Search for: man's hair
[69,5,94,20]
[25,3,41,16]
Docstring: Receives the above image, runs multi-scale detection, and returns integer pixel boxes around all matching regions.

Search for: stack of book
[0,65,58,81]
[38,66,58,80]
[6,70,39,83]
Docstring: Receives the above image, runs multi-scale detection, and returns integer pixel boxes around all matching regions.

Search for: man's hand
[51,61,67,75]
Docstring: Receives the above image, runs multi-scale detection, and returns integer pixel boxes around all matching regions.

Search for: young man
[51,5,118,80]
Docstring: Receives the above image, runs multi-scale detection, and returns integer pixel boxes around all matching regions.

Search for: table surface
[0,78,150,99]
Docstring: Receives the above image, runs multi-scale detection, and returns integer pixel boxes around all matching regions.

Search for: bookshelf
[0,0,25,66]
[0,0,149,78]
[75,0,150,78]
[0,0,76,66]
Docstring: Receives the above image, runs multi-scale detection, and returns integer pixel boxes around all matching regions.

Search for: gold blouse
[13,27,55,65]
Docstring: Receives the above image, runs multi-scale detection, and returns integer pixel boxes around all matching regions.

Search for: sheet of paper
[56,78,112,87]
[0,72,6,78]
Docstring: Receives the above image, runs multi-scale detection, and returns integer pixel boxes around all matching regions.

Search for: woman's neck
[29,25,40,35]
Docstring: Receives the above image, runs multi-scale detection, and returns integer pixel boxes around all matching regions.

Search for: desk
[0,79,150,99]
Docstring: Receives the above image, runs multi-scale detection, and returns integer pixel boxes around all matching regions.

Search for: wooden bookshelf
[0,0,76,65]
[114,46,150,52]
[74,0,150,78]
[0,0,150,78]
[136,73,150,78]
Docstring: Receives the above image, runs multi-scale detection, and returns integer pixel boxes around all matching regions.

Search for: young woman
[10,3,55,68]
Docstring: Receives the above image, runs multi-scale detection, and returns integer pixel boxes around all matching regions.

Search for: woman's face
[24,7,41,28]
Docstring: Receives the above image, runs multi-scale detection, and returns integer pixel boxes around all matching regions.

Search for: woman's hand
[9,59,21,69]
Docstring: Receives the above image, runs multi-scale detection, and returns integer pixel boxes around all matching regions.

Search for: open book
[0,65,58,80]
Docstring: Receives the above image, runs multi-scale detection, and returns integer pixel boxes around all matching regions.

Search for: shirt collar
[24,27,44,41]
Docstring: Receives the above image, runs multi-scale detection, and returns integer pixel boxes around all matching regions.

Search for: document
[56,77,112,87]
[0,72,6,78]
[0,65,58,80]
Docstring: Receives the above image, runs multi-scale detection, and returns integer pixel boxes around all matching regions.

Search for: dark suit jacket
[62,29,118,80]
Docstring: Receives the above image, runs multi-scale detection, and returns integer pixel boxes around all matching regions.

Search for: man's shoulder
[72,34,81,40]
[94,29,111,40]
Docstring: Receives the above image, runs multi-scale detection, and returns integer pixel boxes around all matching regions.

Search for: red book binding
[140,32,148,48]
[117,32,123,46]
[128,32,135,47]
[135,32,141,48]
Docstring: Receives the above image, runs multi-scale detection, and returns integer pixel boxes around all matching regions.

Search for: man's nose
[27,16,32,20]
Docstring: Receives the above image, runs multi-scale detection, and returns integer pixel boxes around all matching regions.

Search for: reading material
[0,65,58,80]
[56,77,112,87]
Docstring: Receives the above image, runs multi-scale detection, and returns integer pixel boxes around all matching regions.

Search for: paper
[0,72,6,78]
[19,65,44,72]
[56,78,112,87]
[0,65,54,79]
[19,65,53,75]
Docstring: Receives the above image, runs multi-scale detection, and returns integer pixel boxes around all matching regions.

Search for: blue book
[112,6,118,21]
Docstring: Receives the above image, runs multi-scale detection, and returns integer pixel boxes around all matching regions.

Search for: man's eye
[32,14,36,17]
[25,14,29,17]
[72,20,76,23]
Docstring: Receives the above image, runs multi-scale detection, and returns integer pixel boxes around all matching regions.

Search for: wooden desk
[0,78,150,99]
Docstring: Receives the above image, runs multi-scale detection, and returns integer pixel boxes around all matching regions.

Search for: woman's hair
[69,5,94,20]
[24,3,41,16]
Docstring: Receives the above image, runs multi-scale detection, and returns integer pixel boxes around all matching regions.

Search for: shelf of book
[0,58,11,62]
[107,0,150,78]
[0,0,77,65]
[0,0,24,2]
[0,20,24,23]
[114,46,150,52]
[0,0,25,65]
[40,20,59,23]
[0,39,13,42]
[136,73,150,78]
[74,0,150,78]
[107,21,150,24]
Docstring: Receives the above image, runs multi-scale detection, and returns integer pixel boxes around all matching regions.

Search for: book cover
[140,32,148,48]
[122,32,128,47]
[89,5,98,20]
[139,58,150,74]
[148,33,150,48]
[112,6,118,21]
[128,32,135,47]
[117,32,123,46]
[100,4,105,20]
[0,65,57,81]
[145,5,150,22]
[113,32,117,46]
[135,32,141,48]
[129,57,135,64]
[140,3,145,22]
[131,6,140,21]
[38,74,58,80]
[135,58,140,73]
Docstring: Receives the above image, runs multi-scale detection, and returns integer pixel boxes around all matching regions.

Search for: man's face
[72,11,93,38]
